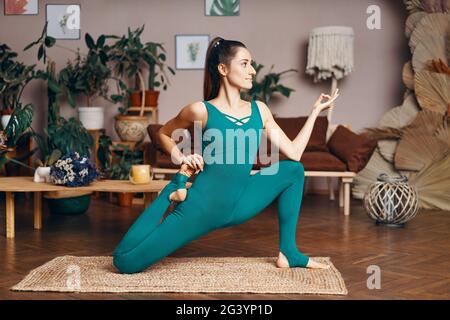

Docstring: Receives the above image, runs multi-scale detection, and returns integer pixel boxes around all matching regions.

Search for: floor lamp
[305,26,355,199]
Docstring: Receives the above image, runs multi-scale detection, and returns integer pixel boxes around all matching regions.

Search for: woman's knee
[113,252,144,274]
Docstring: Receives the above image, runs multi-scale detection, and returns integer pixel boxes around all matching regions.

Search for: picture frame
[45,4,81,40]
[175,34,210,70]
[4,0,38,15]
[205,0,240,16]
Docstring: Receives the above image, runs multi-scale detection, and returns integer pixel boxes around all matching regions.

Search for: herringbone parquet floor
[0,192,449,300]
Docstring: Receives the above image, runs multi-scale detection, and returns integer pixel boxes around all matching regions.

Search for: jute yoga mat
[11,255,348,295]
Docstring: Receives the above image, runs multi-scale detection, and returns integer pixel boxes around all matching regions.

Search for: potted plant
[108,25,174,142]
[97,134,144,207]
[59,33,112,130]
[0,105,36,175]
[0,44,38,129]
[242,60,297,105]
[24,24,95,214]
[0,43,45,175]
[130,38,175,107]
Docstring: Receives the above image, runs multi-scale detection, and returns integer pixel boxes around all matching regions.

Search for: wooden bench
[0,177,171,239]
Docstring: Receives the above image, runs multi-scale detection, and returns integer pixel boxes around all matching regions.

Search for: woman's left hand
[313,88,340,113]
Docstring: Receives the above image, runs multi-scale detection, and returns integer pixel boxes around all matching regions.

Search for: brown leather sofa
[146,116,377,215]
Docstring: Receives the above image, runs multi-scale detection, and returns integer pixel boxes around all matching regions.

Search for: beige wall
[1,0,409,189]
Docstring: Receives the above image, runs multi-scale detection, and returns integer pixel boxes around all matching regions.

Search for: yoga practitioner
[113,37,339,274]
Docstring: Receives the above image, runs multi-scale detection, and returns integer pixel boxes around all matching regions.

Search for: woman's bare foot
[276,252,330,269]
[169,164,196,202]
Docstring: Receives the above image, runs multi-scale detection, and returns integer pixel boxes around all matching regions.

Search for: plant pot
[114,115,149,142]
[1,115,12,129]
[78,106,104,130]
[117,192,134,207]
[43,190,93,215]
[130,90,159,107]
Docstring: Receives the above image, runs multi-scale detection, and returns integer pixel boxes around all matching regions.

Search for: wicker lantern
[363,174,419,227]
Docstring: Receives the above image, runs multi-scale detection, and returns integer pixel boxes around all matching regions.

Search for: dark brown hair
[203,37,247,101]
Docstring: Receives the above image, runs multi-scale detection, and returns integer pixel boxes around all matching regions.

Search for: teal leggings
[113,160,309,274]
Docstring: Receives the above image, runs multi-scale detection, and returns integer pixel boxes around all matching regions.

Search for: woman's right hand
[181,153,204,173]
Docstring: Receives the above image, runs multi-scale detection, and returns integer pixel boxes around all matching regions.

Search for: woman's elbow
[288,150,302,162]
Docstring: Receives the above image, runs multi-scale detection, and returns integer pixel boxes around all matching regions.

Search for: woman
[113,37,339,274]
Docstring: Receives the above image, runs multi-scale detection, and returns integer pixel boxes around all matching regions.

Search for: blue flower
[50,152,99,187]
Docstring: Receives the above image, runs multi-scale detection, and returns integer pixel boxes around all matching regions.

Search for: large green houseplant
[0,44,46,174]
[24,23,95,214]
[107,26,168,141]
[108,25,175,113]
[58,33,112,130]
[242,60,297,105]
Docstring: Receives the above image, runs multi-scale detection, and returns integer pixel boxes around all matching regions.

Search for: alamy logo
[171,121,281,175]
[366,265,381,289]
[65,5,81,30]
[66,264,81,290]
[366,5,382,30]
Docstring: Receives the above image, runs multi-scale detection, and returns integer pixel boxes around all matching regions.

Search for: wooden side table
[0,177,170,238]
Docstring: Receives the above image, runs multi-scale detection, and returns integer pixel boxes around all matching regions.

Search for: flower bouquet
[50,152,99,187]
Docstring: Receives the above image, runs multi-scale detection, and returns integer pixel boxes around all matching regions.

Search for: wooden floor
[0,192,449,300]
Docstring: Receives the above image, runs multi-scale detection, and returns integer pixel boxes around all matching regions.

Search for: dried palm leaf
[409,13,450,52]
[395,110,448,171]
[362,128,403,140]
[428,58,450,75]
[435,119,450,146]
[412,36,448,72]
[415,70,450,114]
[404,0,425,13]
[352,149,401,199]
[375,93,420,162]
[409,154,450,210]
[447,32,450,60]
[423,0,450,12]
[402,109,445,133]
[406,12,427,39]
[379,93,421,128]
[403,61,416,90]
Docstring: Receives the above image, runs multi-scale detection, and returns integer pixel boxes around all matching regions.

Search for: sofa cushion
[153,153,180,169]
[327,125,377,172]
[300,152,347,171]
[147,124,165,153]
[273,116,329,152]
[253,150,346,171]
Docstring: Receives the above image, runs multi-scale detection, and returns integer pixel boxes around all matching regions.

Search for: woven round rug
[11,255,348,295]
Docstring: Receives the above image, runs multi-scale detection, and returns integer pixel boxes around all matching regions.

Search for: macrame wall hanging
[306,26,355,124]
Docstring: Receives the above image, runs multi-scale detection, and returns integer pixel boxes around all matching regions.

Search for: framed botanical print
[205,0,240,16]
[4,0,38,15]
[45,4,81,40]
[175,34,210,70]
